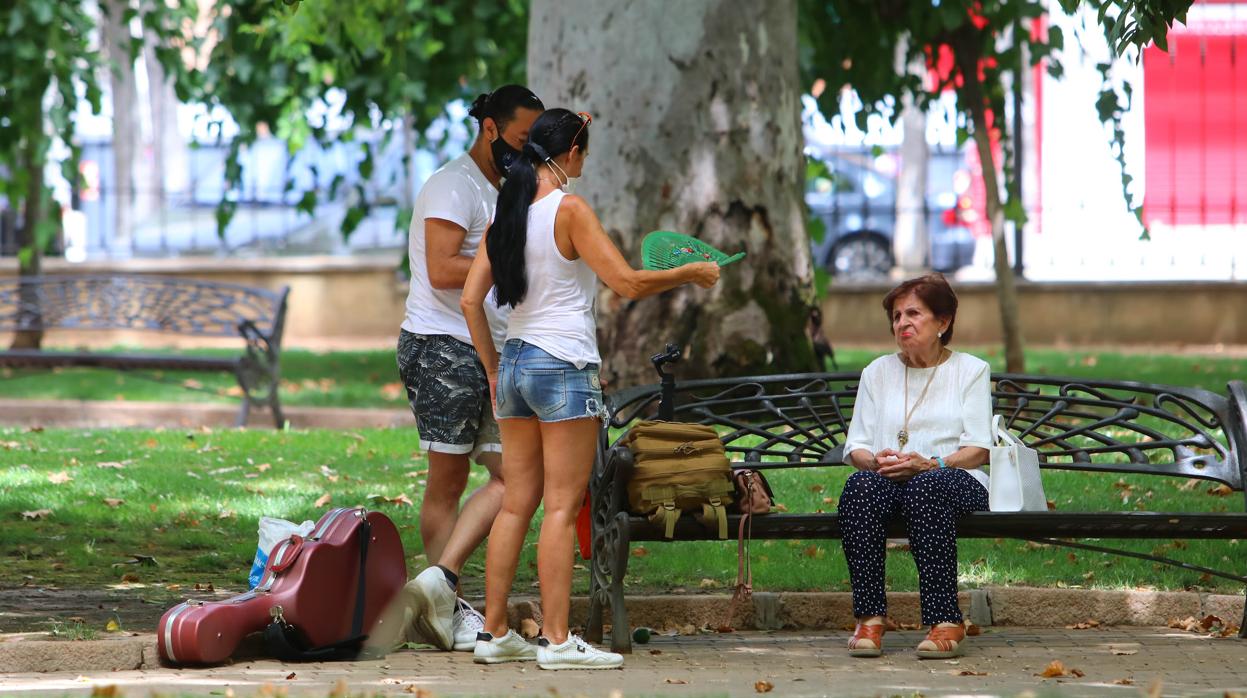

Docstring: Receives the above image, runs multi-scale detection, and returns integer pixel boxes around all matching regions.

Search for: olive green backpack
[624,420,735,539]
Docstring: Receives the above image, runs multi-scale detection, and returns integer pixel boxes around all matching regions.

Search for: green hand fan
[640,231,746,270]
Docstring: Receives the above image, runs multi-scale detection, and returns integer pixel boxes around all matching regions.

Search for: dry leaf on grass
[96,461,126,469]
[1037,660,1084,678]
[367,493,414,507]
[48,471,73,484]
[255,463,271,472]
[314,493,332,508]
[699,578,722,589]
[1208,484,1234,496]
[102,498,125,508]
[380,383,405,401]
[120,573,140,583]
[755,680,774,693]
[20,509,53,520]
[631,546,648,557]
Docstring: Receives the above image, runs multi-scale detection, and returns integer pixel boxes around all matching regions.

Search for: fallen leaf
[1209,484,1234,496]
[120,573,140,583]
[1109,646,1138,655]
[755,680,774,692]
[773,502,789,512]
[801,545,820,558]
[1037,660,1084,678]
[380,382,405,401]
[103,498,125,508]
[1177,478,1199,491]
[1067,620,1101,630]
[1112,678,1134,685]
[218,509,236,519]
[105,619,120,632]
[182,379,203,390]
[1046,499,1058,510]
[632,546,648,557]
[954,670,987,676]
[255,463,271,472]
[285,672,296,680]
[314,493,332,508]
[329,679,348,697]
[664,678,688,685]
[48,471,73,484]
[20,509,53,520]
[964,622,981,636]
[808,484,824,493]
[649,649,663,655]
[90,686,120,698]
[96,462,126,469]
[699,578,722,589]
[402,686,432,697]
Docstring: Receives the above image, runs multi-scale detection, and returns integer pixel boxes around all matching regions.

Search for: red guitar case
[157,507,407,666]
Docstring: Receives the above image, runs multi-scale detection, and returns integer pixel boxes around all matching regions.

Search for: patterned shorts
[396,330,500,460]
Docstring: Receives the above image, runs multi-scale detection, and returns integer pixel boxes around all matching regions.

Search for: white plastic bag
[249,516,315,588]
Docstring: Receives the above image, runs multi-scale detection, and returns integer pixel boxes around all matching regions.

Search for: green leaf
[341,204,366,239]
[296,190,317,216]
[1047,26,1064,52]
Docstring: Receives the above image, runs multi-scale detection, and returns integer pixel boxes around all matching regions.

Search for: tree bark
[953,30,1025,372]
[104,0,137,253]
[12,140,45,350]
[527,0,815,387]
[894,41,929,275]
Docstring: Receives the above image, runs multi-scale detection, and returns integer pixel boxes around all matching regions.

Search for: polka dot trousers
[838,468,988,625]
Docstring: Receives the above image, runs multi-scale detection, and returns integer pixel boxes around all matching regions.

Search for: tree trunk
[12,141,45,350]
[144,37,188,224]
[527,0,815,387]
[954,31,1025,373]
[104,0,137,253]
[894,40,929,275]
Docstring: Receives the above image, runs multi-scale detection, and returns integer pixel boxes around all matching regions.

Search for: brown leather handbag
[732,469,774,515]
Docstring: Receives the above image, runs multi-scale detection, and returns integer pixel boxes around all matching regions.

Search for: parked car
[806,147,977,280]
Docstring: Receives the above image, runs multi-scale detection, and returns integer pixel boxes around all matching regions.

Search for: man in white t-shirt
[395,85,543,652]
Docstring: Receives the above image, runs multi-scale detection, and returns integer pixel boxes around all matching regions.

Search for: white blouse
[843,351,993,488]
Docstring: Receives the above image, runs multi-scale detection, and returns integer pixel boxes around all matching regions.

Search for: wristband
[934,456,947,469]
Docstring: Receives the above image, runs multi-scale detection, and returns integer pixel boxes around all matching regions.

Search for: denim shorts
[496,340,609,422]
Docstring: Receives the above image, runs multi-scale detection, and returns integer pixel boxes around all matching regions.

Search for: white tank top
[505,190,600,368]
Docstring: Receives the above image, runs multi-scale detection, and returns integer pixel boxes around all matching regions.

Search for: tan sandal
[916,623,965,659]
[847,621,885,658]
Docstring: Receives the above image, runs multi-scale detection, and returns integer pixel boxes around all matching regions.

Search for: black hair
[487,108,592,308]
[467,85,544,131]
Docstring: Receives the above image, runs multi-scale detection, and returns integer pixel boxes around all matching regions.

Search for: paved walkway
[2,627,1245,697]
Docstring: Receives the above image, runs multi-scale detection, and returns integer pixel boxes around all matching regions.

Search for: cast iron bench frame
[0,274,290,427]
[586,349,1247,652]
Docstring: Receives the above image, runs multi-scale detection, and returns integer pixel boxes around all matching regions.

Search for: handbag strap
[993,414,1026,448]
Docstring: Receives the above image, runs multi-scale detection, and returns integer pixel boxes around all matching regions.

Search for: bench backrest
[0,275,289,342]
[606,372,1247,492]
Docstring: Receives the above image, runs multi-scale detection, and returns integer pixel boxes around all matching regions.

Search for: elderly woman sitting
[839,273,992,659]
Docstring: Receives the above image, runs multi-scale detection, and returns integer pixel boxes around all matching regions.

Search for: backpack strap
[698,496,728,539]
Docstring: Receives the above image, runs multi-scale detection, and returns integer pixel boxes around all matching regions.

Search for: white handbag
[988,415,1048,512]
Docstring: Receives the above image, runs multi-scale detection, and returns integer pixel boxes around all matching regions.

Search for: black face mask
[490,135,521,176]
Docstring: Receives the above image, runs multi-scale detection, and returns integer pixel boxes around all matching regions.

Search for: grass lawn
[1,425,1243,600]
[0,345,1241,409]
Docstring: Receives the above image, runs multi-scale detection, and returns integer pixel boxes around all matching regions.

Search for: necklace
[898,349,946,450]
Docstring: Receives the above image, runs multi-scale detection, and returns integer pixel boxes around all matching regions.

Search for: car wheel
[828,232,893,280]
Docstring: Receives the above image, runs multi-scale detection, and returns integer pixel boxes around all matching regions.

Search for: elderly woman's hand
[878,452,937,481]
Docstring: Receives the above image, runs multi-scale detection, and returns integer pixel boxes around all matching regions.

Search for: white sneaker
[473,629,538,664]
[403,567,457,651]
[452,599,486,651]
[537,634,624,670]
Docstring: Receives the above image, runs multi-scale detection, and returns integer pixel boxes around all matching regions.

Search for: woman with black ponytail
[461,108,720,670]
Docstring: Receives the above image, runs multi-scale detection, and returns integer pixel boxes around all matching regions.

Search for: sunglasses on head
[570,111,592,150]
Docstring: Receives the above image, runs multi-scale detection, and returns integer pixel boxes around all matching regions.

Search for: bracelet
[934,456,947,469]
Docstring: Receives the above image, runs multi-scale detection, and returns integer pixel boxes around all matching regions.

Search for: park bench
[0,274,290,427]
[585,346,1247,652]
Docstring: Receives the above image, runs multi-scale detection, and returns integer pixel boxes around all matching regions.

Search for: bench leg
[607,512,633,654]
[1241,586,1247,639]
[235,393,252,428]
[270,392,286,429]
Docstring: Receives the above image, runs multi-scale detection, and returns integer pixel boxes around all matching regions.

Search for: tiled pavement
[2,627,1245,697]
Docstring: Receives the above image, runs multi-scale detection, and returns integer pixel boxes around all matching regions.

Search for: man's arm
[425,218,476,290]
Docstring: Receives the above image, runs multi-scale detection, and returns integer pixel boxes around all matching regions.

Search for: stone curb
[4,587,1241,673]
[0,398,409,430]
